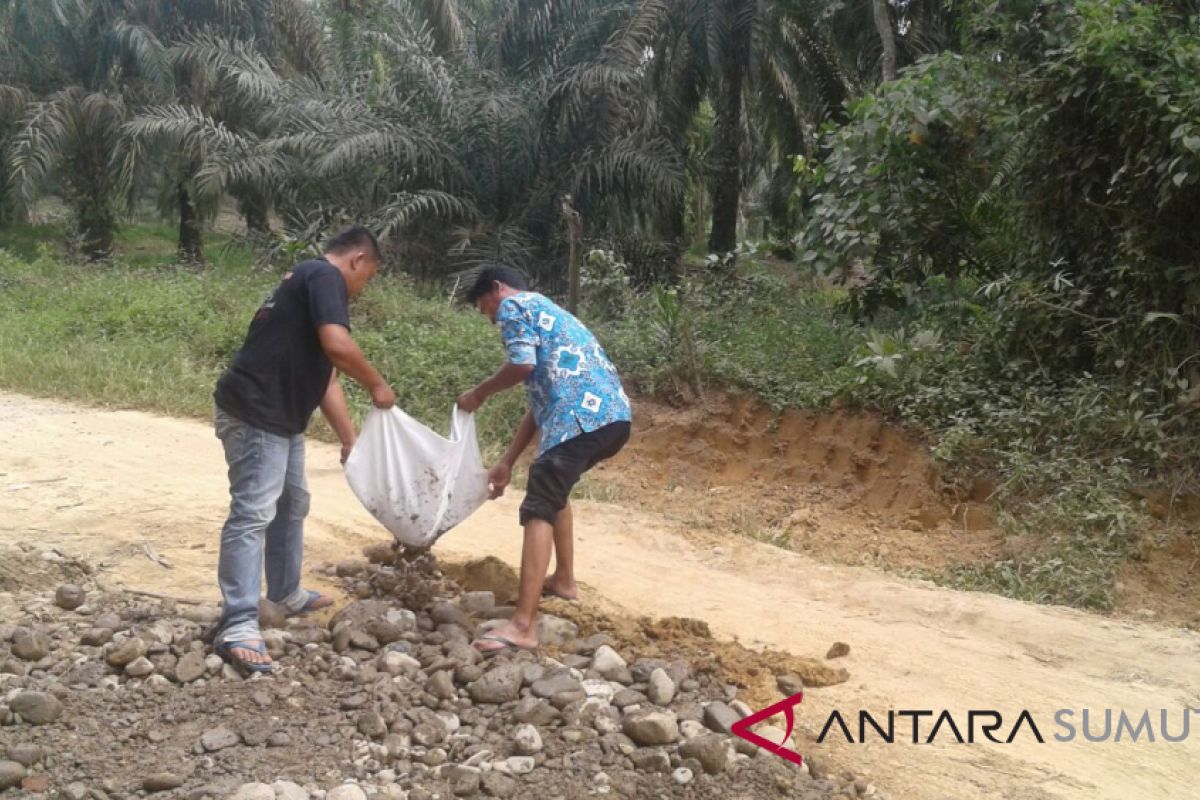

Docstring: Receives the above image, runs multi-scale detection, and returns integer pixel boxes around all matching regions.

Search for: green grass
[0,228,525,456]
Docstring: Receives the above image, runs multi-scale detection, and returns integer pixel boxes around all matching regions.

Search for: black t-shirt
[214,258,350,436]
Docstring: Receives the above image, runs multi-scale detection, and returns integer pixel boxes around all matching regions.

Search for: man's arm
[320,373,357,464]
[488,410,537,499]
[317,324,395,408]
[457,362,534,413]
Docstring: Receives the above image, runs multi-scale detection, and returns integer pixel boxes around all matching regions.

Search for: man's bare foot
[541,575,578,601]
[472,622,538,656]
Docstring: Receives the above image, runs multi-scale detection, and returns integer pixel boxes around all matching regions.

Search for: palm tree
[122,0,326,261]
[2,0,168,259]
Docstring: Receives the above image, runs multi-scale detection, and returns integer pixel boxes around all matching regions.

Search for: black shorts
[520,421,631,526]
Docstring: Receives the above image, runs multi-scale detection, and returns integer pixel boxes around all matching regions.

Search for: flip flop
[287,590,334,617]
[215,639,276,674]
[473,634,538,659]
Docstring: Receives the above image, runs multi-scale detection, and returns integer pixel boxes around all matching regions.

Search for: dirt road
[2,391,1197,800]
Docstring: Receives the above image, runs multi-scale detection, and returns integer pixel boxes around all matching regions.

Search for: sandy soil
[2,391,1198,800]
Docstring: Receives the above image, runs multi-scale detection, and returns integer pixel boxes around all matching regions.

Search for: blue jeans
[214,408,313,645]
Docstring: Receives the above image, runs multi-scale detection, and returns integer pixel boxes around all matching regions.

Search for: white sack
[344,406,488,548]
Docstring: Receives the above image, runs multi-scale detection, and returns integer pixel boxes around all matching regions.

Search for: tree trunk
[562,195,582,314]
[71,147,115,261]
[707,0,750,255]
[178,182,203,263]
[708,91,743,254]
[76,196,115,261]
[873,0,898,82]
[237,190,271,236]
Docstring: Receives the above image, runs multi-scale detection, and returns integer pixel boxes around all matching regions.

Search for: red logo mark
[730,692,805,766]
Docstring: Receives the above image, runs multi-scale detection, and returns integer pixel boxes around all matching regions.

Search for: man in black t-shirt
[212,226,396,672]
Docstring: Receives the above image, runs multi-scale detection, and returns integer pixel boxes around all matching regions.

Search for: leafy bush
[579,249,634,322]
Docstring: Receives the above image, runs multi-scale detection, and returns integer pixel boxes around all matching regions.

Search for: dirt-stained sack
[344,406,488,547]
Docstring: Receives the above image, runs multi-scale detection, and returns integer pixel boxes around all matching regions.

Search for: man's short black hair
[465,264,530,304]
[324,225,381,261]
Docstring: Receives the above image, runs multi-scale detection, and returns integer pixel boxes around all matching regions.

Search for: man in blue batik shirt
[458,265,631,656]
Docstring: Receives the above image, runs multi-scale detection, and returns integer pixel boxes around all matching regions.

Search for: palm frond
[573,133,685,208]
[373,189,477,239]
[107,19,171,89]
[408,0,466,56]
[168,33,282,107]
[270,0,329,76]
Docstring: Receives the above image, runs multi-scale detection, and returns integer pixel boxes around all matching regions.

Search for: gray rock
[430,601,469,628]
[55,584,87,610]
[468,662,524,704]
[590,645,627,680]
[10,691,63,725]
[460,591,496,617]
[447,641,483,667]
[629,749,672,773]
[621,709,678,746]
[613,689,647,709]
[411,722,444,747]
[771,673,803,698]
[0,761,26,790]
[481,772,517,799]
[12,631,50,661]
[513,697,560,726]
[238,720,274,747]
[672,767,694,786]
[327,786,368,800]
[80,628,114,647]
[357,711,388,739]
[647,668,676,706]
[268,731,292,748]
[143,773,184,792]
[385,608,418,631]
[379,651,420,677]
[272,780,309,800]
[125,656,155,678]
[445,765,482,797]
[175,650,206,683]
[537,615,578,646]
[505,756,535,775]
[426,670,456,700]
[5,744,44,767]
[63,782,90,800]
[230,783,276,800]
[200,726,239,752]
[531,671,583,700]
[630,658,668,684]
[93,612,122,629]
[347,630,380,651]
[665,660,692,686]
[513,723,543,755]
[680,734,731,774]
[703,701,742,734]
[365,619,407,645]
[105,637,147,668]
[680,720,707,739]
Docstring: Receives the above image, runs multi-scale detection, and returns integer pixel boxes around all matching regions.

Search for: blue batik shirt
[496,292,632,456]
